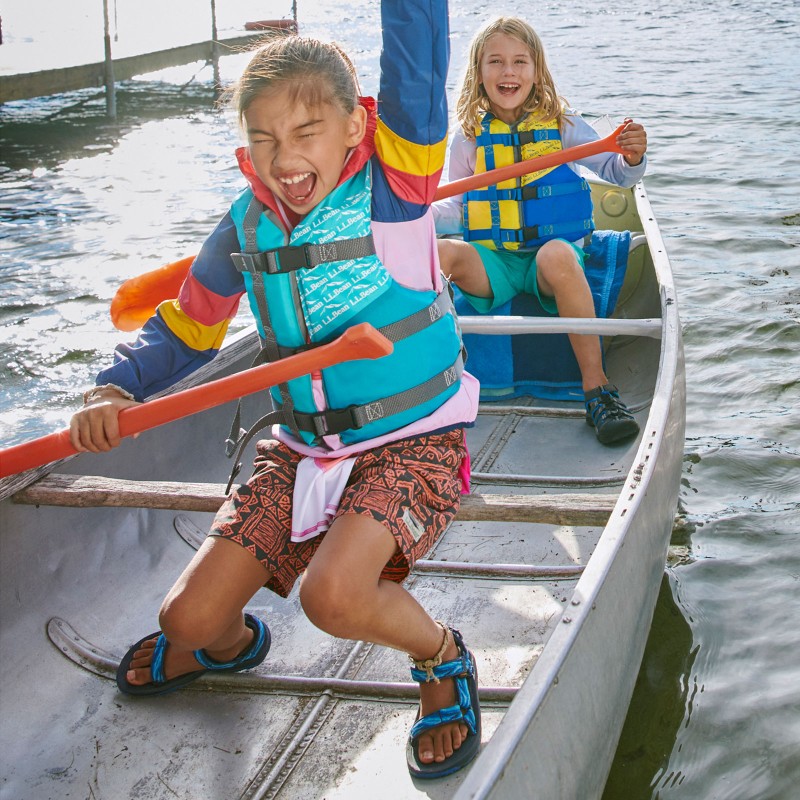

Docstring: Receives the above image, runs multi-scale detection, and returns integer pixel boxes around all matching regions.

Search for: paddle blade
[110,255,195,331]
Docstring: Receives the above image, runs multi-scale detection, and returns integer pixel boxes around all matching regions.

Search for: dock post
[210,0,221,91]
[102,0,117,118]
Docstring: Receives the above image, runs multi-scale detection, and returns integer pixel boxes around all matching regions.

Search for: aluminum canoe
[0,177,684,800]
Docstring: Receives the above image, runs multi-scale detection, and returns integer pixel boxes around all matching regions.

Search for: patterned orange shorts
[209,429,466,598]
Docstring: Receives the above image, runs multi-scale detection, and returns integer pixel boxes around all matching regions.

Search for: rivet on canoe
[562,616,572,624]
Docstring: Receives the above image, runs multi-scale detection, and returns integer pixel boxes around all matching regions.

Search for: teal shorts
[460,239,585,315]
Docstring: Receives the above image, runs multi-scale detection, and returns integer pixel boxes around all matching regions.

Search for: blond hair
[232,34,361,127]
[455,17,566,139]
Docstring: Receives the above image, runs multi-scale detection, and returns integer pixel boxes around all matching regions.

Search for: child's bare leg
[437,238,492,298]
[125,536,271,686]
[300,514,469,765]
[536,240,608,391]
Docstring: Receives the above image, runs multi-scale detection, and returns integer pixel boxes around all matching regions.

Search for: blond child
[435,16,648,444]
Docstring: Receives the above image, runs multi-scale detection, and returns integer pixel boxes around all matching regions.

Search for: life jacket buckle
[310,404,362,437]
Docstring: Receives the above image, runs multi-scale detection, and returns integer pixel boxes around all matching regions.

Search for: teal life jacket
[462,113,595,251]
[227,163,464,466]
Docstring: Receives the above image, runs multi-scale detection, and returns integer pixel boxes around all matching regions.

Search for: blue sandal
[116,612,270,696]
[406,625,481,779]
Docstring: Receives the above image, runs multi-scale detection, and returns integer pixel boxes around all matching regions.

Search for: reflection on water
[0,82,220,172]
[603,574,695,798]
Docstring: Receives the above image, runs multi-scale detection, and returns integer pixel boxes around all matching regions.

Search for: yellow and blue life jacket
[228,162,464,456]
[463,113,594,250]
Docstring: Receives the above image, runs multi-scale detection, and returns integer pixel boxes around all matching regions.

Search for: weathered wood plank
[12,473,614,526]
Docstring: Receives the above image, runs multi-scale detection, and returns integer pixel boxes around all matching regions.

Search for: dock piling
[102,0,116,118]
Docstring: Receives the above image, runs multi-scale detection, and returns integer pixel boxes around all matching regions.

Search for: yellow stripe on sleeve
[158,299,230,352]
[375,118,447,179]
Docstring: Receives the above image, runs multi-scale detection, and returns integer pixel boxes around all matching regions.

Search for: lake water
[1,0,798,797]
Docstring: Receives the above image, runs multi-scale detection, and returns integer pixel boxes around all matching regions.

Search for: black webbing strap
[291,352,464,438]
[224,197,300,480]
[225,408,287,493]
[231,234,376,275]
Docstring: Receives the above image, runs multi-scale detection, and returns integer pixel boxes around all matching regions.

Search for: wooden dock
[0,30,291,105]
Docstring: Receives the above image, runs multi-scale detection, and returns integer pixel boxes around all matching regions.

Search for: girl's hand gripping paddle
[0,323,392,479]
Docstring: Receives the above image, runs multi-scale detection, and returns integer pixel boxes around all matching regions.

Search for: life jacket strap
[465,218,593,244]
[292,352,465,438]
[224,407,294,494]
[233,197,302,442]
[467,178,589,203]
[231,234,376,275]
[475,128,560,148]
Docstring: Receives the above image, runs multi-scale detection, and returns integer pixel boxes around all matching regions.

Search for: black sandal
[585,383,640,444]
[116,613,270,696]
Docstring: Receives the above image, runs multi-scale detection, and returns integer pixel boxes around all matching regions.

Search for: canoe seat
[12,473,614,527]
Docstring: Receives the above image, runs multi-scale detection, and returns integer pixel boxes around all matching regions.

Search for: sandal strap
[409,627,474,685]
[150,634,169,684]
[194,614,268,670]
[409,628,478,739]
[409,630,478,739]
[585,383,633,425]
[410,652,472,685]
[410,690,477,739]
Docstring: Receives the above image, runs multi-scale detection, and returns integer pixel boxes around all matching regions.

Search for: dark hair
[233,35,361,126]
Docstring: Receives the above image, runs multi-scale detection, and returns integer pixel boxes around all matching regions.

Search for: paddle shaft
[433,123,627,200]
[0,323,392,479]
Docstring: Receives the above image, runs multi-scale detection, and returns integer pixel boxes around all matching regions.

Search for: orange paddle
[110,124,627,330]
[0,323,392,479]
[433,123,627,199]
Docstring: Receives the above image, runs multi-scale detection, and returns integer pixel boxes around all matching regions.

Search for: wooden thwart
[13,473,614,526]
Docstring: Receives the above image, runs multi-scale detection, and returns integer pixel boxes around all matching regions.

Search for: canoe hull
[0,178,685,799]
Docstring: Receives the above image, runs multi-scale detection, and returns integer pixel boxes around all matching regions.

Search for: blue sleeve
[371,0,450,223]
[377,0,450,146]
[97,213,244,400]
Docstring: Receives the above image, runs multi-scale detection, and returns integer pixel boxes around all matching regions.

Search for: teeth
[278,173,312,185]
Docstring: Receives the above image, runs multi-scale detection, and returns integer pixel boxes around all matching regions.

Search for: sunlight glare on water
[1,0,799,798]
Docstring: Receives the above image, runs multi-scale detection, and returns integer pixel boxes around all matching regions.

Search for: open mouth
[278,171,317,204]
[496,83,521,97]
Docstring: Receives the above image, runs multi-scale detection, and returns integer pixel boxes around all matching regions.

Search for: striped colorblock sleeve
[96,213,245,400]
[371,0,449,221]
